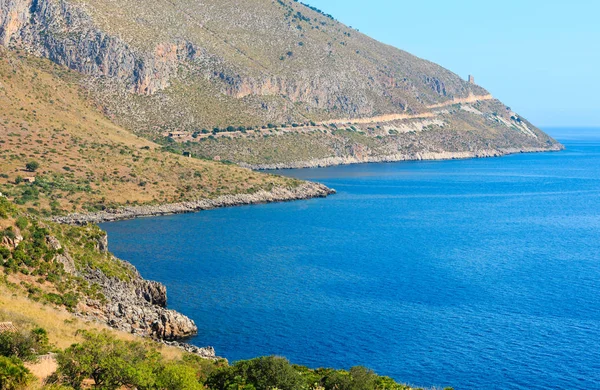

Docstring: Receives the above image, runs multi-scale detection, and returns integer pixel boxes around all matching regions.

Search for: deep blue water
[101,129,600,390]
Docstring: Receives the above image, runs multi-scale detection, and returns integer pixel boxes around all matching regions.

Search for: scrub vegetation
[0,49,302,216]
[0,327,437,390]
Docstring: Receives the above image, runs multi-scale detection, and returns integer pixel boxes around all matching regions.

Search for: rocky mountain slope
[0,47,332,217]
[0,196,217,357]
[0,0,562,168]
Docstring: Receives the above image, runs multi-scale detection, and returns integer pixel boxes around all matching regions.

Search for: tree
[0,356,33,390]
[206,356,304,390]
[156,361,204,390]
[25,161,39,172]
[56,331,159,389]
[55,330,202,390]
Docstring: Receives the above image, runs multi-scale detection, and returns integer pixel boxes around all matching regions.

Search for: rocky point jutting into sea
[53,182,335,225]
[43,229,218,358]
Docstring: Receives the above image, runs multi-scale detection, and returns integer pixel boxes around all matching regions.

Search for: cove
[101,133,600,390]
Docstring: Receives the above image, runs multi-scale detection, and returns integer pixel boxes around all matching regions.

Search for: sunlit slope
[0,48,302,215]
[3,0,488,129]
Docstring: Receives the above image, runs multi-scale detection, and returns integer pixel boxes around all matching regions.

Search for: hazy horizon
[306,0,599,128]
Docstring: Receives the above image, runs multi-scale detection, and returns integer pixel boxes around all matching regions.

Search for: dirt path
[25,355,58,383]
[320,94,494,125]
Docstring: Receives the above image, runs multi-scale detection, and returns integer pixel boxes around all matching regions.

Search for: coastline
[240,145,565,170]
[46,143,568,370]
[53,181,335,225]
[51,146,564,225]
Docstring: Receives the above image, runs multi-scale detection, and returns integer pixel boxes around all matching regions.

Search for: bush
[56,330,202,390]
[206,356,304,390]
[0,356,33,390]
[0,247,10,260]
[156,361,204,390]
[25,161,40,172]
[56,330,157,389]
[14,217,28,230]
[0,327,50,361]
[0,198,17,219]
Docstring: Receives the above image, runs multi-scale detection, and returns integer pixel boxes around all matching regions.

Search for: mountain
[0,46,332,217]
[1,0,562,169]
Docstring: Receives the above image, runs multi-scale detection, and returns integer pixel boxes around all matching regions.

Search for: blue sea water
[101,129,600,390]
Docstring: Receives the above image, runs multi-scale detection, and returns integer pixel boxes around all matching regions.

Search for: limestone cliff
[44,230,199,341]
[0,0,562,167]
[1,0,491,123]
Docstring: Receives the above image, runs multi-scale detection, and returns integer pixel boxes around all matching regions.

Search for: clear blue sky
[305,0,599,127]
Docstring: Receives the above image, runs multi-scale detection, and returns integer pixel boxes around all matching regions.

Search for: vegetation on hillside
[162,98,561,167]
[0,48,303,216]
[0,326,434,390]
[0,195,135,315]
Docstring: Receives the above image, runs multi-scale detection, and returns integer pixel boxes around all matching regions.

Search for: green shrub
[156,361,204,390]
[0,356,33,390]
[0,327,50,361]
[14,217,28,230]
[0,247,10,260]
[56,330,202,390]
[206,356,304,390]
[0,198,18,219]
[25,161,40,172]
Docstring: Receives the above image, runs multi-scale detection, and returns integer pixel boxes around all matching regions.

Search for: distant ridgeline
[0,0,562,168]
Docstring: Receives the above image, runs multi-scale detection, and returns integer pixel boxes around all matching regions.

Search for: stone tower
[468,75,475,85]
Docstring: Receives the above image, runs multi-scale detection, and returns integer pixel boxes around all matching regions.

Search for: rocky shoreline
[53,182,335,225]
[240,146,565,170]
[44,181,333,359]
[45,231,219,358]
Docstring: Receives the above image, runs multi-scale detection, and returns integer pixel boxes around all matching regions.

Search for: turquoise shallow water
[102,130,600,389]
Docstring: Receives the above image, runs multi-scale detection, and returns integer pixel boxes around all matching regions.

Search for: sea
[101,128,600,390]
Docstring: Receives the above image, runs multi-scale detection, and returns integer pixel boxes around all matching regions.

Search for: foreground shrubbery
[206,357,417,390]
[0,356,33,390]
[51,330,215,390]
[0,312,439,390]
[23,329,423,390]
[0,327,52,389]
[0,327,52,362]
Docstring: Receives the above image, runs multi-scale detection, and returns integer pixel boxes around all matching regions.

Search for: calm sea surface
[101,129,600,390]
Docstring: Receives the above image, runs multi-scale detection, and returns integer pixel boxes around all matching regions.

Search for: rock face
[46,233,199,342]
[54,182,336,224]
[1,232,23,249]
[84,267,197,340]
[0,0,491,125]
[0,0,188,94]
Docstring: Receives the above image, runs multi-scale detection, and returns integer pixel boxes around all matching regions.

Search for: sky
[305,0,599,127]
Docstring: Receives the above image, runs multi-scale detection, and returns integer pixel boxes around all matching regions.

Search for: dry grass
[0,48,301,215]
[0,284,184,360]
